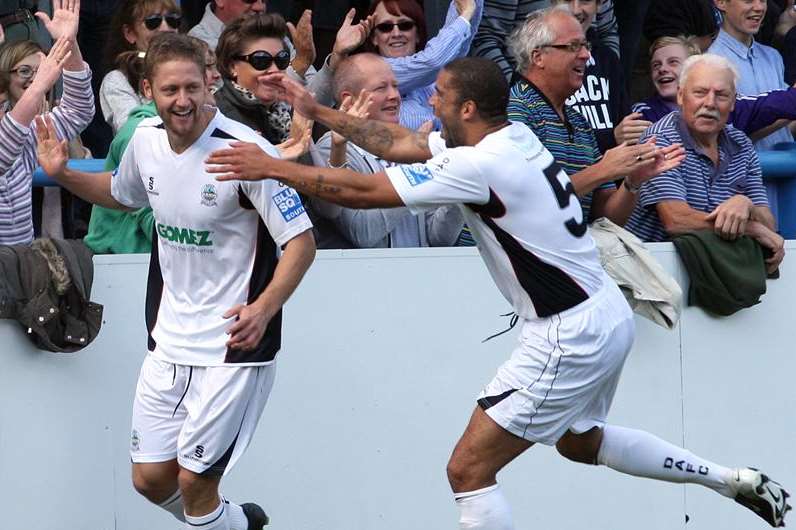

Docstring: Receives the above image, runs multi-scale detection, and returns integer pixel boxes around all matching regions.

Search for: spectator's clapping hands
[276,111,314,160]
[332,9,374,59]
[614,112,653,145]
[626,141,686,187]
[600,137,664,179]
[36,0,80,42]
[332,89,374,147]
[288,10,316,77]
[454,0,477,21]
[706,195,753,240]
[35,115,68,178]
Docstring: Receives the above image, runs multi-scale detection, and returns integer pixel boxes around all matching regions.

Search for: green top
[83,102,157,254]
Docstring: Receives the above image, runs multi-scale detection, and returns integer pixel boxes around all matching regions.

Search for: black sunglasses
[374,20,416,33]
[234,49,291,71]
[143,13,181,31]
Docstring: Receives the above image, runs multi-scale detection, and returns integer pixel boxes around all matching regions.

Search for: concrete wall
[1,243,794,530]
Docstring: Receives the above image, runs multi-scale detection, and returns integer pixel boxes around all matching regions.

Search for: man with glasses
[507,5,664,228]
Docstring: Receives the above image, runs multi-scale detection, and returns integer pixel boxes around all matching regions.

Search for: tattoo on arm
[338,116,394,155]
[280,175,342,198]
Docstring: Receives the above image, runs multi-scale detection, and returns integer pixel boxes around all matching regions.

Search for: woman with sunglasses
[366,0,483,130]
[100,0,182,133]
[214,13,302,145]
[0,0,93,246]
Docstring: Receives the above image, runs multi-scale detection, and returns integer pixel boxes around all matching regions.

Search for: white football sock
[597,424,733,497]
[184,500,229,530]
[454,484,514,529]
[158,490,185,522]
[223,497,248,530]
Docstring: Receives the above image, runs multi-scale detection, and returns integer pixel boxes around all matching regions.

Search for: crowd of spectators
[0,0,792,264]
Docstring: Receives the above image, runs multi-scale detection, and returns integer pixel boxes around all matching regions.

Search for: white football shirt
[385,122,605,320]
[111,110,313,366]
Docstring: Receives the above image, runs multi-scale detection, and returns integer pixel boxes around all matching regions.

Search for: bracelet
[623,176,641,194]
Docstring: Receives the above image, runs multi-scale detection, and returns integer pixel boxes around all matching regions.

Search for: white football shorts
[478,280,635,445]
[130,354,275,475]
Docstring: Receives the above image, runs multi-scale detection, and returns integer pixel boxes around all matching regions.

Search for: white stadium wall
[2,243,795,530]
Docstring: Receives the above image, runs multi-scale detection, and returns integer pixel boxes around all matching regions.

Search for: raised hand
[453,0,476,21]
[276,111,314,160]
[331,89,373,146]
[35,115,69,177]
[287,10,316,77]
[29,36,72,94]
[36,0,80,42]
[278,74,319,118]
[332,8,374,57]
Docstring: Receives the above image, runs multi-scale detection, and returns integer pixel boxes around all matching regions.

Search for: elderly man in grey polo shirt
[625,54,785,274]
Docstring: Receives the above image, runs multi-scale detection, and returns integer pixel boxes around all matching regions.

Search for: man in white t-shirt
[206,57,790,529]
[36,33,315,530]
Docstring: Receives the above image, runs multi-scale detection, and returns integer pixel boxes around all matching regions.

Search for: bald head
[332,53,401,123]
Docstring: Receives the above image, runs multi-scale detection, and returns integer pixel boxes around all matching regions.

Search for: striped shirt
[507,77,614,222]
[624,111,770,243]
[471,0,619,81]
[0,67,95,246]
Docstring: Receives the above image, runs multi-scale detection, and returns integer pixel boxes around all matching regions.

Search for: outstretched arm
[206,142,403,209]
[36,115,128,210]
[281,76,433,163]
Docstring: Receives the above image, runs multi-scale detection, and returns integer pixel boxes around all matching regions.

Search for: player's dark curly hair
[442,57,509,125]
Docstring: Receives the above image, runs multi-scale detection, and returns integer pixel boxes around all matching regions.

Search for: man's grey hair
[679,53,740,94]
[508,5,573,74]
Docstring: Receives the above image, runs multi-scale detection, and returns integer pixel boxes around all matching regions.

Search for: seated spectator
[311,53,464,248]
[507,6,684,227]
[550,0,630,152]
[624,54,784,273]
[366,0,482,130]
[471,0,618,81]
[100,0,180,133]
[633,35,796,139]
[0,1,93,246]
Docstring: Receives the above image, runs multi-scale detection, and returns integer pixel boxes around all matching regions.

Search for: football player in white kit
[206,57,791,529]
[35,33,315,530]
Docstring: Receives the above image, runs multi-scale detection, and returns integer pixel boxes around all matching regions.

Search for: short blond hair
[649,35,701,59]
